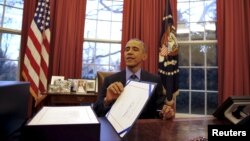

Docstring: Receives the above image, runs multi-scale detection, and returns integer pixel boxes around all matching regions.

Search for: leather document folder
[101,80,156,140]
[21,106,100,141]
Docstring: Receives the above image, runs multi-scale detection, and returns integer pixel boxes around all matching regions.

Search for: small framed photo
[68,79,79,92]
[77,79,87,94]
[85,79,96,92]
[51,76,65,85]
[60,80,71,93]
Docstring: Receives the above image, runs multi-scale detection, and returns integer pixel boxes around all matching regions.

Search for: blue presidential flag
[158,0,179,103]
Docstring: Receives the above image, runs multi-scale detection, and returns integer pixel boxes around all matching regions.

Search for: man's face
[124,41,147,68]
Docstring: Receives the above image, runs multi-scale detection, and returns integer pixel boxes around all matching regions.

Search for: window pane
[179,68,189,89]
[191,92,205,114]
[82,41,121,79]
[96,65,110,72]
[97,1,112,21]
[205,0,216,21]
[207,44,217,66]
[191,45,205,66]
[82,64,95,79]
[0,6,3,25]
[1,33,21,60]
[207,68,218,91]
[109,64,120,72]
[177,2,190,23]
[111,1,123,22]
[177,23,189,41]
[207,92,218,115]
[84,19,97,38]
[96,20,111,40]
[96,43,110,65]
[3,6,23,30]
[86,0,98,20]
[110,44,121,65]
[110,21,122,40]
[190,1,204,22]
[176,91,189,113]
[190,22,204,40]
[191,68,204,90]
[83,42,95,64]
[0,60,18,80]
[205,22,216,40]
[6,0,24,8]
[178,45,189,66]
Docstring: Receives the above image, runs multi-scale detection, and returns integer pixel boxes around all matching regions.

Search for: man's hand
[104,82,124,105]
[159,104,175,120]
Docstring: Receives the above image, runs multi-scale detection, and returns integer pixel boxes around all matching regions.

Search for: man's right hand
[104,82,124,105]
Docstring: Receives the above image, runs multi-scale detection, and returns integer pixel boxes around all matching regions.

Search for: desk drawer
[46,94,97,106]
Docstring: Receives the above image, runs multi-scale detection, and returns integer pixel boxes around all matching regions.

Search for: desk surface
[122,116,229,141]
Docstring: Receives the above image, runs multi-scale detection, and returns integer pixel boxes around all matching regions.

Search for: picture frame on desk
[48,80,71,93]
[84,79,96,92]
[68,79,79,92]
[51,76,64,85]
[76,79,87,94]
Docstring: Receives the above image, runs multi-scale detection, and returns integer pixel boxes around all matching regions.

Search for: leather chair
[96,71,115,94]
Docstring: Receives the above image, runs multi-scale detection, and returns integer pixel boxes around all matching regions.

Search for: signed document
[106,80,156,137]
[28,106,99,125]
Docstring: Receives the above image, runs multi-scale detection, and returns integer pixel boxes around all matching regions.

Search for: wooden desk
[122,117,229,141]
[22,114,229,141]
[44,92,98,106]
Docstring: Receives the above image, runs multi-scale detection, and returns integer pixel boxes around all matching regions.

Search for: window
[0,0,23,80]
[176,0,218,115]
[83,0,123,79]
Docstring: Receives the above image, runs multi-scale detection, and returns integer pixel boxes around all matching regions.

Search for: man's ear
[142,53,148,61]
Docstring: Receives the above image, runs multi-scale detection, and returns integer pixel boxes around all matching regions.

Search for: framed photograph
[76,79,87,94]
[68,79,79,92]
[51,76,65,85]
[60,80,71,93]
[85,79,96,92]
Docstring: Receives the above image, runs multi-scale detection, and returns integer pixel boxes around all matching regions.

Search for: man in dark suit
[93,38,174,119]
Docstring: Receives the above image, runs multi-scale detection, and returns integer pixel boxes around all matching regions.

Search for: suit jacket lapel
[120,70,127,85]
[140,70,147,81]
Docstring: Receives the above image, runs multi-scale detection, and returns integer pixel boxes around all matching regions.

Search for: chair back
[96,71,115,93]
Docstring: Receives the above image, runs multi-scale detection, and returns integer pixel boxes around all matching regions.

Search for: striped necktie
[130,74,138,81]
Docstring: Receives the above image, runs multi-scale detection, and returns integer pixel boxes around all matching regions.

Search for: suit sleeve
[155,76,166,110]
[150,75,165,119]
[140,72,166,119]
[93,77,113,117]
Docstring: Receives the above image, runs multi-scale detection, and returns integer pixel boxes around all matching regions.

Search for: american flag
[158,0,179,103]
[22,0,51,101]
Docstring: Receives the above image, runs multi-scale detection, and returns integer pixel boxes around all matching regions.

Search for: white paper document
[28,106,99,125]
[106,80,156,137]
